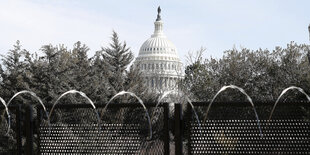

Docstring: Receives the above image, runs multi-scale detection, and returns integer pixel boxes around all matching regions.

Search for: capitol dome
[135,6,184,92]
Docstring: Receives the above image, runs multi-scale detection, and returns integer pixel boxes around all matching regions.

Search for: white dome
[137,36,181,61]
[136,20,181,62]
[134,6,183,92]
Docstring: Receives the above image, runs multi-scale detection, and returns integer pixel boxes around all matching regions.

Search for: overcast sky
[1,0,309,64]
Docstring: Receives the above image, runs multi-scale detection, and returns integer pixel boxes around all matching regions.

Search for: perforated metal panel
[190,120,310,154]
[40,124,142,154]
[186,102,310,155]
[38,104,167,155]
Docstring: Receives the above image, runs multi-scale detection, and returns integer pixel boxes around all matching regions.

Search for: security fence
[0,101,309,155]
[38,103,168,154]
[185,102,310,154]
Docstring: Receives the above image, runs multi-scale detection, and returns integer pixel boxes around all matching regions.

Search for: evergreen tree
[100,31,133,94]
[89,51,111,103]
[33,44,72,104]
[0,41,32,101]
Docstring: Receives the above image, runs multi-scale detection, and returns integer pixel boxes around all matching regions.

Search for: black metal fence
[37,103,169,154]
[0,101,309,154]
[185,102,310,154]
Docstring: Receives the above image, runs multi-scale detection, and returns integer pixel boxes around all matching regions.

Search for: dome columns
[145,76,181,90]
[152,21,164,37]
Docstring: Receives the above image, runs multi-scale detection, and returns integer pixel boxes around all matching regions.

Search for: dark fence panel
[186,102,310,155]
[37,103,169,155]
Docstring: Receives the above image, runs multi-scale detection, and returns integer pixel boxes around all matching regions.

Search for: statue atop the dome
[308,24,310,37]
[307,24,310,64]
[156,6,161,21]
[308,24,310,42]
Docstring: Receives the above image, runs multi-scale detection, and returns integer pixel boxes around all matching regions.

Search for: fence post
[175,103,183,155]
[25,105,34,155]
[163,103,170,155]
[36,106,42,154]
[16,104,22,155]
[186,104,193,155]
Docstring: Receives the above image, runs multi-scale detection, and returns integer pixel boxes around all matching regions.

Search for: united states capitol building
[134,7,184,93]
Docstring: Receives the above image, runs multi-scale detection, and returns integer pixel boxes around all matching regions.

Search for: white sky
[0,0,310,64]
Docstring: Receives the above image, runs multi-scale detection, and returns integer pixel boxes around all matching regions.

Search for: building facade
[135,7,184,93]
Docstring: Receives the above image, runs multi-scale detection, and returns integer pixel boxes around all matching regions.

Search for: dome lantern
[153,6,164,37]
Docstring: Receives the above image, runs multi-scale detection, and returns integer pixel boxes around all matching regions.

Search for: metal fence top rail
[1,101,309,109]
[191,101,310,107]
[43,102,167,109]
[0,104,20,109]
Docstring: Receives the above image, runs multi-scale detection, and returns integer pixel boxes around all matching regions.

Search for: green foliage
[184,42,310,102]
[99,31,134,93]
[0,40,33,103]
[0,32,149,105]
